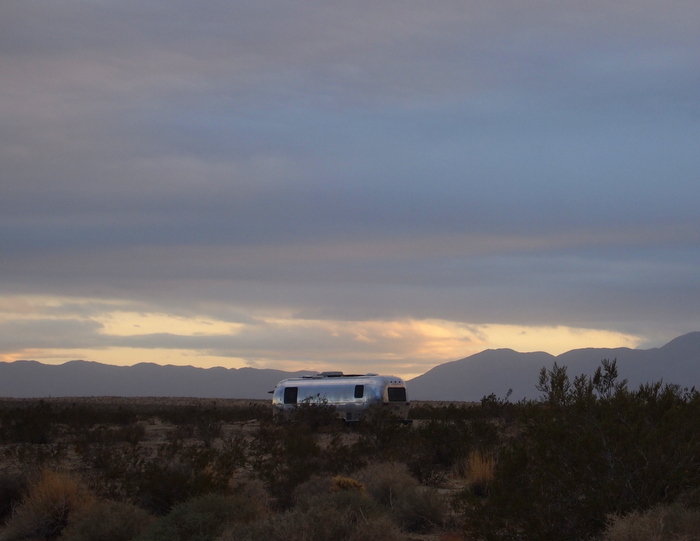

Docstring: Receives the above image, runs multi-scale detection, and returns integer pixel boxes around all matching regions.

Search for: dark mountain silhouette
[408,332,700,401]
[0,360,314,399]
[2,332,699,401]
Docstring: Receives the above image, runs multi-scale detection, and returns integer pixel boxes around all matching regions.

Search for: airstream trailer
[271,372,410,422]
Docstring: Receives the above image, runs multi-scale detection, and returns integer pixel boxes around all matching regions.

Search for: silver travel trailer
[271,372,410,422]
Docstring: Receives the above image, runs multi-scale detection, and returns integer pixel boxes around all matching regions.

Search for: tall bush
[464,360,700,541]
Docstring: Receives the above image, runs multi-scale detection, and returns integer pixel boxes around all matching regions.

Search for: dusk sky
[2,0,699,379]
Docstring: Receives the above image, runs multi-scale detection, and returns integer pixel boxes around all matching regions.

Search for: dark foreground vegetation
[2,360,700,540]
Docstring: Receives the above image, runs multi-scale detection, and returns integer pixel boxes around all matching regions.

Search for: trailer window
[284,387,298,404]
[387,387,406,402]
[354,385,364,399]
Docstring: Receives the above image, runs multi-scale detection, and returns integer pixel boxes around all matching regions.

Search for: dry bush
[331,476,365,493]
[231,478,270,515]
[292,475,334,505]
[600,504,700,541]
[135,492,267,541]
[218,490,402,541]
[392,485,449,533]
[355,462,418,507]
[2,470,93,541]
[59,501,153,541]
[355,462,447,532]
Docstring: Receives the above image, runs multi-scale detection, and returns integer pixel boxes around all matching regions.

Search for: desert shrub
[230,478,270,515]
[286,398,340,431]
[219,489,402,541]
[75,430,246,512]
[392,484,448,532]
[74,424,145,449]
[464,360,700,541]
[408,419,473,483]
[0,472,27,525]
[599,503,700,541]
[3,470,93,540]
[356,462,418,507]
[318,431,367,476]
[3,442,67,473]
[136,493,266,541]
[152,402,270,427]
[249,423,322,508]
[353,405,414,463]
[59,500,153,541]
[130,441,242,515]
[0,402,142,446]
[0,401,55,444]
[292,475,334,504]
[411,398,515,423]
[355,461,447,532]
[292,474,366,508]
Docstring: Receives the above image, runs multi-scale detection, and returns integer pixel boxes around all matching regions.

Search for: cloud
[0,295,643,378]
[1,0,700,374]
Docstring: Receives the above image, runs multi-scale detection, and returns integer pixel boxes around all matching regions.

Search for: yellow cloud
[0,294,644,380]
[94,311,243,337]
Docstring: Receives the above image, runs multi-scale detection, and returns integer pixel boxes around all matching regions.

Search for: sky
[1,0,699,379]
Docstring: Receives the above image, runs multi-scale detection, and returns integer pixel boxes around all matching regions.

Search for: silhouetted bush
[0,472,27,525]
[463,360,700,541]
[128,438,246,515]
[407,419,473,483]
[249,423,322,508]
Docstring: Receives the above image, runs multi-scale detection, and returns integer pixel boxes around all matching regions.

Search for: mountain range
[0,361,314,400]
[408,331,700,401]
[1,332,699,401]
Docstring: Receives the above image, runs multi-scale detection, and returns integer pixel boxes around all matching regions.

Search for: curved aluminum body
[271,373,410,421]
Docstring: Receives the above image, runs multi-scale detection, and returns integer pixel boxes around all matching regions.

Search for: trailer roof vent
[319,371,344,377]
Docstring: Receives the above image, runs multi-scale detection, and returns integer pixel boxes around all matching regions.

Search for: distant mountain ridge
[2,332,699,401]
[0,360,314,399]
[408,332,700,401]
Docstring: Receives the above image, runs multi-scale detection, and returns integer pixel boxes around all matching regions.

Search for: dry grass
[2,469,93,541]
[600,504,700,541]
[458,451,495,497]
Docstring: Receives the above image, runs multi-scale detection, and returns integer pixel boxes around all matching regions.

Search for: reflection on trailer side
[271,372,410,422]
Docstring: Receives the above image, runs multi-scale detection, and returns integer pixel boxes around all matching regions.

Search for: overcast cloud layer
[1,0,699,377]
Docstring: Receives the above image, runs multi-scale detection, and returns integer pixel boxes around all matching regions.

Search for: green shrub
[463,360,700,541]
